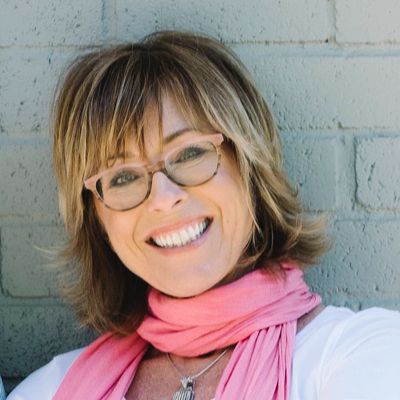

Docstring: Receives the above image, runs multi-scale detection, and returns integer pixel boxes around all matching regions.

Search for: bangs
[80,46,217,178]
[81,49,161,176]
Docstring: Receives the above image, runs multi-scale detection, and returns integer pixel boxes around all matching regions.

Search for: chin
[161,276,225,299]
[161,288,204,299]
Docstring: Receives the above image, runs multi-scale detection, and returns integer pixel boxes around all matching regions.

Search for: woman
[7,31,400,400]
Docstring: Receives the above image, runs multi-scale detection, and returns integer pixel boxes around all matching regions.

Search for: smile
[149,218,212,248]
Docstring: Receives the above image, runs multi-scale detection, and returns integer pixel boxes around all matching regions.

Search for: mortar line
[332,0,338,43]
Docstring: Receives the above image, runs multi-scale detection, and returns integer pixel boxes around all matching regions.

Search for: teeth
[165,236,173,247]
[180,230,190,243]
[188,226,196,238]
[159,236,168,247]
[172,232,182,247]
[152,219,209,248]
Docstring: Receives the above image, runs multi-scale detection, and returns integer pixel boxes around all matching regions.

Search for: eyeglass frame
[83,132,225,211]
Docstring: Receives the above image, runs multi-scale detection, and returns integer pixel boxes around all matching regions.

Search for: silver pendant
[172,376,195,400]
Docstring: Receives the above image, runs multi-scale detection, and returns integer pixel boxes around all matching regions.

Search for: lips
[146,217,212,248]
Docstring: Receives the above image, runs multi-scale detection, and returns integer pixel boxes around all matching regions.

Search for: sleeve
[6,348,83,400]
[318,308,400,400]
[1,377,6,400]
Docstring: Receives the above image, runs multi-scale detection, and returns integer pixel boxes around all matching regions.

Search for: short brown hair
[53,31,329,335]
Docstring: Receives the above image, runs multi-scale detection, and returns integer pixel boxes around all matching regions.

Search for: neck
[144,346,227,360]
[143,304,325,363]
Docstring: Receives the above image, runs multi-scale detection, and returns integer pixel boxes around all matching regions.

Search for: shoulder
[320,307,400,396]
[291,306,400,400]
[6,348,84,400]
[316,306,400,367]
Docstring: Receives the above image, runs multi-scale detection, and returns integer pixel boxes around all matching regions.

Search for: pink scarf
[54,263,320,399]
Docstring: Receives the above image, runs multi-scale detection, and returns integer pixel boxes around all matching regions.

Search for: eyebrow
[164,128,193,145]
[108,128,193,161]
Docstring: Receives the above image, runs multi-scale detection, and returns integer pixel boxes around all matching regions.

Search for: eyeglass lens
[97,141,219,210]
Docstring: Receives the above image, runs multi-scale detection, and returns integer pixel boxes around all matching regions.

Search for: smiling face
[94,95,253,298]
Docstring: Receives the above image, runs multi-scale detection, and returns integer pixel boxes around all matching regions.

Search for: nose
[146,171,188,212]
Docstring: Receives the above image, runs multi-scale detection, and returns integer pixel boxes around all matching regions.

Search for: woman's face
[94,96,253,297]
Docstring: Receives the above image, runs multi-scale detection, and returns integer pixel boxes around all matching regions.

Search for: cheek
[104,219,129,244]
[94,201,138,245]
[213,159,253,244]
[97,210,148,270]
[228,196,253,248]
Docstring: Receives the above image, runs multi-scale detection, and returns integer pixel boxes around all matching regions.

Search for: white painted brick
[116,0,332,42]
[0,0,103,46]
[0,306,94,377]
[1,226,66,297]
[234,48,400,130]
[282,135,337,211]
[0,142,59,218]
[356,137,400,210]
[337,0,400,43]
[0,49,77,137]
[306,220,400,305]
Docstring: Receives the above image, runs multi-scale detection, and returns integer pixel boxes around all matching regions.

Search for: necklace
[166,348,229,400]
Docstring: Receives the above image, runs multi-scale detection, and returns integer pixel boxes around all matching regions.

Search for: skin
[94,95,254,298]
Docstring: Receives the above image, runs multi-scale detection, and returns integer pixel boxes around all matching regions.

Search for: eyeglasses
[84,133,224,211]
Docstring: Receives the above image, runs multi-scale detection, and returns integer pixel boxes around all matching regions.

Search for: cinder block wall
[1,0,400,393]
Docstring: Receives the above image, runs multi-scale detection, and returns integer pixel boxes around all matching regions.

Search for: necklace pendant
[172,376,195,400]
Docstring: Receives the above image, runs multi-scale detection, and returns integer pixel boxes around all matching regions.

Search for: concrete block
[282,135,337,211]
[356,137,400,210]
[306,219,400,305]
[0,48,77,137]
[0,142,59,218]
[337,0,400,43]
[0,0,103,46]
[234,48,400,130]
[116,0,332,42]
[0,305,95,377]
[1,225,67,297]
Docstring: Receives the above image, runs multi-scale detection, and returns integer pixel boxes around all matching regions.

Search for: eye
[109,170,139,188]
[174,145,208,163]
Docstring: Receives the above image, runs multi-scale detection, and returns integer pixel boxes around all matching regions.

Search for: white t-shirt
[7,306,400,400]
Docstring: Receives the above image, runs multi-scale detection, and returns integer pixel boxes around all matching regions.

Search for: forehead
[109,129,203,163]
[141,95,193,151]
[107,95,214,164]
